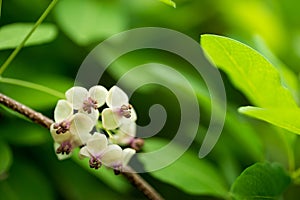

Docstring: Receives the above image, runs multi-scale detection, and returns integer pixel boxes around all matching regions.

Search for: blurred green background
[1,0,300,199]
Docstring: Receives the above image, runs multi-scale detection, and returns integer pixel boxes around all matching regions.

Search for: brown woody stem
[0,92,164,200]
[122,166,164,200]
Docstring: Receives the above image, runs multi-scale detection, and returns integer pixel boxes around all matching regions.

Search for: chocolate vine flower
[79,132,109,169]
[102,86,137,130]
[65,86,108,123]
[50,100,94,159]
[101,146,136,174]
[79,132,135,173]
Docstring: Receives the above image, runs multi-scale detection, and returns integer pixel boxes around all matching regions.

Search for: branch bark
[0,92,164,200]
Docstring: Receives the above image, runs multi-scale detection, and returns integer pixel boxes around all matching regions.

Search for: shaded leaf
[0,156,55,200]
[230,162,291,199]
[71,148,131,193]
[0,141,12,175]
[54,0,126,46]
[0,118,50,145]
[0,23,58,50]
[141,138,229,197]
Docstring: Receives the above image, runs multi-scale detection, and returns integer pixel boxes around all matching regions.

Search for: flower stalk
[0,92,164,200]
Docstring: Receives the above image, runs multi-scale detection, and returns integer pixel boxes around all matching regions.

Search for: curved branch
[122,166,164,200]
[0,93,53,128]
[0,92,164,200]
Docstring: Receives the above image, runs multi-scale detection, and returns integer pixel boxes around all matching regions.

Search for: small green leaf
[0,141,12,175]
[0,23,58,50]
[54,0,126,46]
[201,34,297,108]
[239,106,300,135]
[230,162,291,199]
[141,138,228,197]
[159,0,176,8]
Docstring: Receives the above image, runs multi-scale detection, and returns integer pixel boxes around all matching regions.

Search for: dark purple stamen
[120,104,132,118]
[56,141,72,155]
[89,157,101,169]
[54,120,71,134]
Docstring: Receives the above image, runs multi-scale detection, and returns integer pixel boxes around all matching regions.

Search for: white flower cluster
[50,85,143,174]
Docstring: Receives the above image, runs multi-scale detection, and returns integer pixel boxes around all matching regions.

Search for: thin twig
[0,93,53,128]
[0,92,164,200]
[122,166,164,200]
[0,0,58,75]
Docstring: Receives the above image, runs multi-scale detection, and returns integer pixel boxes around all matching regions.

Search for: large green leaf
[141,138,229,197]
[0,141,12,175]
[201,34,297,108]
[239,106,300,135]
[230,162,291,199]
[253,36,300,104]
[54,0,126,46]
[0,23,58,50]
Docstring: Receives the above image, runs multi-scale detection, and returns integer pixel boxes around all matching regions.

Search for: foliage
[1,0,300,199]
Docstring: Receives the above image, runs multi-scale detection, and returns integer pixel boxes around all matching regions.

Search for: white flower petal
[50,123,72,143]
[87,133,108,156]
[102,108,121,130]
[111,132,132,145]
[65,86,88,109]
[54,100,73,122]
[89,85,108,107]
[70,113,94,144]
[130,107,137,121]
[101,145,122,167]
[106,86,129,108]
[79,108,99,124]
[119,121,136,137]
[79,146,90,159]
[122,148,136,166]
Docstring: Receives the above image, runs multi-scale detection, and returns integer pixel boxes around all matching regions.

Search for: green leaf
[201,34,297,108]
[0,156,55,200]
[239,106,300,135]
[253,35,300,104]
[0,141,12,175]
[0,117,51,146]
[141,138,229,197]
[230,162,291,199]
[54,0,126,46]
[0,23,58,50]
[45,156,122,199]
[159,0,176,8]
[0,75,72,110]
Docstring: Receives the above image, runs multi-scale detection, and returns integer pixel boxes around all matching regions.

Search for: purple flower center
[83,97,98,114]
